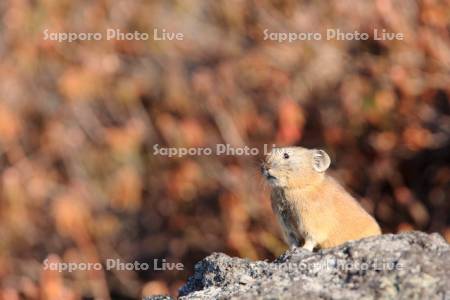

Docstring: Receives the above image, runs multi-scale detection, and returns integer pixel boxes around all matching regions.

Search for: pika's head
[261,147,331,188]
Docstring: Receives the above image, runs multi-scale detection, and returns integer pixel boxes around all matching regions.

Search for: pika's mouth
[261,164,276,180]
[265,173,276,180]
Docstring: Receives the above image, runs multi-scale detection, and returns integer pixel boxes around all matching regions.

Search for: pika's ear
[312,149,330,172]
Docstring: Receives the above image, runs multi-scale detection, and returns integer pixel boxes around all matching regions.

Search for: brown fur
[262,147,381,250]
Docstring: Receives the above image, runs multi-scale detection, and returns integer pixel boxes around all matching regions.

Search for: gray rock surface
[178,232,450,300]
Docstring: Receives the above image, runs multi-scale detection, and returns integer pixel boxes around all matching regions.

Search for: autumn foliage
[0,1,449,299]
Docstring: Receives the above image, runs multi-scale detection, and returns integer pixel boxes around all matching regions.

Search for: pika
[261,147,381,251]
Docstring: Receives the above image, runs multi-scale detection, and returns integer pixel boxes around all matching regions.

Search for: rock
[142,296,174,300]
[178,232,450,299]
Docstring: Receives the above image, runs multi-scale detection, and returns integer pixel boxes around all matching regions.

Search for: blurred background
[0,0,449,299]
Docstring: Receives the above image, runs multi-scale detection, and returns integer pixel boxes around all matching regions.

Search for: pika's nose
[260,162,269,174]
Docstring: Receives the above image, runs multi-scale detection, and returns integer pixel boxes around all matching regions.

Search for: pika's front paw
[302,240,317,251]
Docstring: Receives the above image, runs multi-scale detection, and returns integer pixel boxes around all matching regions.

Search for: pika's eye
[283,153,289,159]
